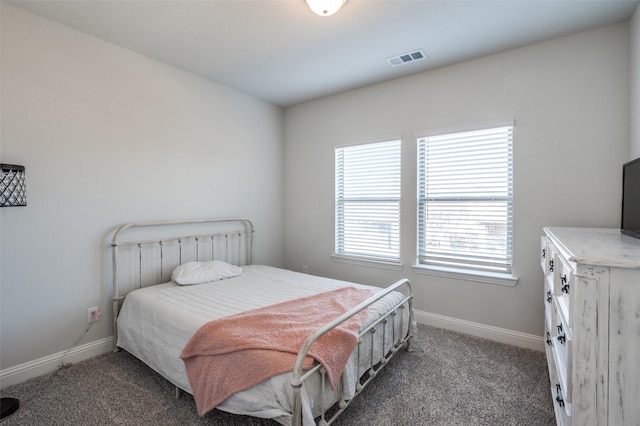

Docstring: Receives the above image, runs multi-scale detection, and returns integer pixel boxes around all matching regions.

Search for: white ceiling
[7,0,640,107]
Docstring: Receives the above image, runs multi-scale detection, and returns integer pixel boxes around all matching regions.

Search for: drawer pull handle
[546,332,552,346]
[557,323,563,334]
[557,334,566,344]
[555,384,565,407]
[546,291,552,303]
[549,260,554,272]
[560,274,570,294]
[542,248,546,259]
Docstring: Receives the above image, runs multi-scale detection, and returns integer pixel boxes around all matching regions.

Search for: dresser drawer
[554,255,573,328]
[545,242,559,293]
[541,236,550,273]
[552,302,572,412]
[545,321,557,380]
[544,321,556,361]
[545,323,571,426]
[544,280,555,333]
[553,382,572,426]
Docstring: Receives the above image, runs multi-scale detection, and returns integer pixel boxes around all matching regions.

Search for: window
[417,125,514,279]
[335,140,401,266]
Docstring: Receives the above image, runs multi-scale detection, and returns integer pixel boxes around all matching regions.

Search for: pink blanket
[180,286,373,416]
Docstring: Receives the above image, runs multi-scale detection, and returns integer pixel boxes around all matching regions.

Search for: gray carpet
[0,324,555,425]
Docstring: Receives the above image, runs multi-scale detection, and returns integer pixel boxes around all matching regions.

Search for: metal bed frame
[111,218,414,426]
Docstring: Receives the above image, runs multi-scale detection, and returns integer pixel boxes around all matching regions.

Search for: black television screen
[622,157,640,239]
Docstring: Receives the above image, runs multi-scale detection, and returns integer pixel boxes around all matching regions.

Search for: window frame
[413,123,518,286]
[333,139,403,270]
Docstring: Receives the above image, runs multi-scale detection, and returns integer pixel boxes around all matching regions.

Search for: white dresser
[540,227,640,426]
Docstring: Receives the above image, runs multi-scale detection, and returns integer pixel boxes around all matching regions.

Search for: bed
[111,218,415,426]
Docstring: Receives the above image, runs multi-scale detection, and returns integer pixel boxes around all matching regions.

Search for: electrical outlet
[87,306,101,323]
[301,265,308,273]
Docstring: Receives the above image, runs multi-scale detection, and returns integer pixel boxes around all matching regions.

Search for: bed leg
[175,386,181,400]
[291,383,303,426]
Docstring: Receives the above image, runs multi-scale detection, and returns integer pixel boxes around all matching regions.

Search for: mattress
[116,264,414,425]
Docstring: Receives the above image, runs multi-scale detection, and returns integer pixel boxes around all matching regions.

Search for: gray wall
[0,4,284,370]
[283,23,630,337]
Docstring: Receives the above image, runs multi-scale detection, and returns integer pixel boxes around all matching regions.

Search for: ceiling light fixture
[305,0,346,16]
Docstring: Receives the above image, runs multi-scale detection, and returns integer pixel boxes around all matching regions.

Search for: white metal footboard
[291,278,414,426]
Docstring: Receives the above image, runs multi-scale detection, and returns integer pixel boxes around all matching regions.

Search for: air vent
[387,49,426,67]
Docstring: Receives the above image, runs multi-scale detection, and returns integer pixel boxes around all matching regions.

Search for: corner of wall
[631,4,640,159]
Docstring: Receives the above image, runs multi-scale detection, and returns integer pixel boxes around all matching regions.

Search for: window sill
[412,264,518,286]
[331,254,403,271]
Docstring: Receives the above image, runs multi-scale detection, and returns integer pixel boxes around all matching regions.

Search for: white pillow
[171,260,242,285]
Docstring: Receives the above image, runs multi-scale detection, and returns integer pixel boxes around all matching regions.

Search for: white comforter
[116,265,414,425]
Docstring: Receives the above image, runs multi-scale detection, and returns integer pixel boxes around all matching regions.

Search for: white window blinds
[417,126,513,274]
[335,140,401,262]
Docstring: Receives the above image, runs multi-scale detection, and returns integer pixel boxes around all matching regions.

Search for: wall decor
[0,164,27,207]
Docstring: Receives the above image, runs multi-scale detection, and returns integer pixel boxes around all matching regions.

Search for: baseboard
[0,336,114,389]
[414,309,544,351]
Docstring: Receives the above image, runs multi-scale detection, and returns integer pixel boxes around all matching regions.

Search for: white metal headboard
[111,218,254,345]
